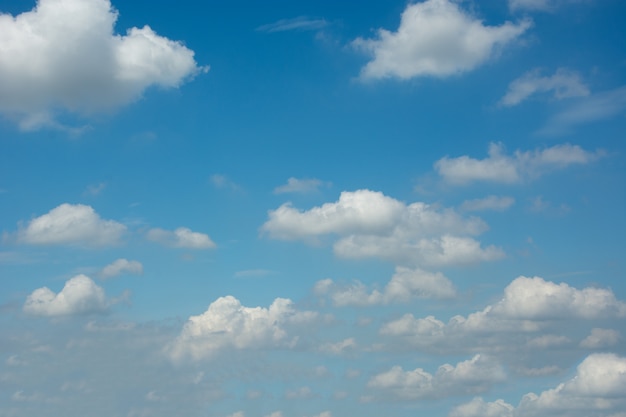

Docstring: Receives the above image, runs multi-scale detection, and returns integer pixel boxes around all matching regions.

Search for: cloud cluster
[262,189,502,266]
[0,0,206,130]
[367,355,505,400]
[500,68,589,106]
[353,0,530,80]
[315,266,456,307]
[23,275,109,316]
[15,203,126,247]
[435,143,601,185]
[147,227,216,249]
[168,296,317,361]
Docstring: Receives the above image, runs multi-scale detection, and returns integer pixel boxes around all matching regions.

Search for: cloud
[23,275,110,316]
[0,0,206,130]
[538,86,626,136]
[352,0,531,80]
[210,174,242,191]
[579,328,620,349]
[449,397,514,417]
[285,386,313,399]
[100,258,143,279]
[262,189,502,267]
[273,177,330,194]
[167,296,317,361]
[15,203,126,247]
[435,142,601,185]
[500,68,589,106]
[256,17,328,33]
[147,227,216,249]
[315,266,456,307]
[509,0,588,12]
[367,354,505,400]
[460,196,515,212]
[458,354,626,417]
[318,338,357,355]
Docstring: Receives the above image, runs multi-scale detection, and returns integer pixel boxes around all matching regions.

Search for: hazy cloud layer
[353,0,530,80]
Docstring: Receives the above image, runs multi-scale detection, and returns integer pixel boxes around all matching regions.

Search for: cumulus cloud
[262,189,502,267]
[380,276,626,355]
[15,203,126,247]
[461,196,515,212]
[23,275,110,316]
[353,0,531,80]
[147,227,216,249]
[367,355,505,400]
[500,68,589,106]
[273,177,330,194]
[579,328,620,349]
[167,296,317,361]
[449,397,514,417]
[435,142,601,185]
[0,0,206,130]
[315,267,456,307]
[100,258,143,279]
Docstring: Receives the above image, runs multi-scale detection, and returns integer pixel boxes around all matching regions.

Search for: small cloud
[273,177,331,194]
[233,269,274,278]
[100,258,143,279]
[461,196,515,212]
[256,17,328,33]
[500,68,589,107]
[210,174,242,191]
[83,182,106,197]
[147,227,216,249]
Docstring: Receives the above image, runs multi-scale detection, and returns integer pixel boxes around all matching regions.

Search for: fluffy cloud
[100,258,143,279]
[500,68,589,106]
[461,196,515,212]
[23,275,109,316]
[449,397,514,417]
[353,0,530,80]
[262,189,502,266]
[315,267,456,307]
[435,142,601,185]
[147,227,216,249]
[273,177,330,194]
[167,296,317,361]
[0,0,206,130]
[367,355,505,400]
[15,203,126,247]
[458,354,626,417]
[380,276,626,354]
[579,328,620,349]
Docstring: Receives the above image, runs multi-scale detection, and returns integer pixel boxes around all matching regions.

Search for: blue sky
[1,0,625,416]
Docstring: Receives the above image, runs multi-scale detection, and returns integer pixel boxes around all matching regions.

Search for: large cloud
[367,354,505,401]
[15,203,126,247]
[314,266,456,307]
[353,0,530,80]
[23,275,110,316]
[435,143,601,185]
[0,0,206,130]
[262,189,503,267]
[167,296,317,361]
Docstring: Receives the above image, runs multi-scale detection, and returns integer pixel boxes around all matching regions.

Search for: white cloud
[353,0,531,80]
[147,227,216,249]
[16,203,126,247]
[538,86,626,136]
[262,189,502,267]
[461,196,515,212]
[0,0,206,130]
[449,397,514,417]
[509,0,588,12]
[23,275,109,316]
[500,68,589,106]
[209,174,241,191]
[256,17,328,33]
[580,328,620,349]
[367,354,505,400]
[264,411,283,417]
[273,177,330,194]
[225,412,245,417]
[318,338,357,355]
[435,142,601,185]
[100,258,143,279]
[167,296,317,361]
[315,266,456,307]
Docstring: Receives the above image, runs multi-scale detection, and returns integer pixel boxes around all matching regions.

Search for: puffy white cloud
[262,189,502,266]
[167,296,317,361]
[449,397,514,417]
[0,0,206,130]
[500,68,589,106]
[100,258,143,279]
[23,275,109,316]
[367,355,505,400]
[461,195,515,212]
[147,227,216,249]
[315,267,456,307]
[435,142,601,185]
[353,0,530,80]
[580,328,620,349]
[15,203,126,247]
[273,177,330,194]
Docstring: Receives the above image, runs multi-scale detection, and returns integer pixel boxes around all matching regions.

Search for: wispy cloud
[256,17,328,33]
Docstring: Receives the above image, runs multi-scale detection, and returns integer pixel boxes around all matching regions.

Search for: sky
[0,0,625,416]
